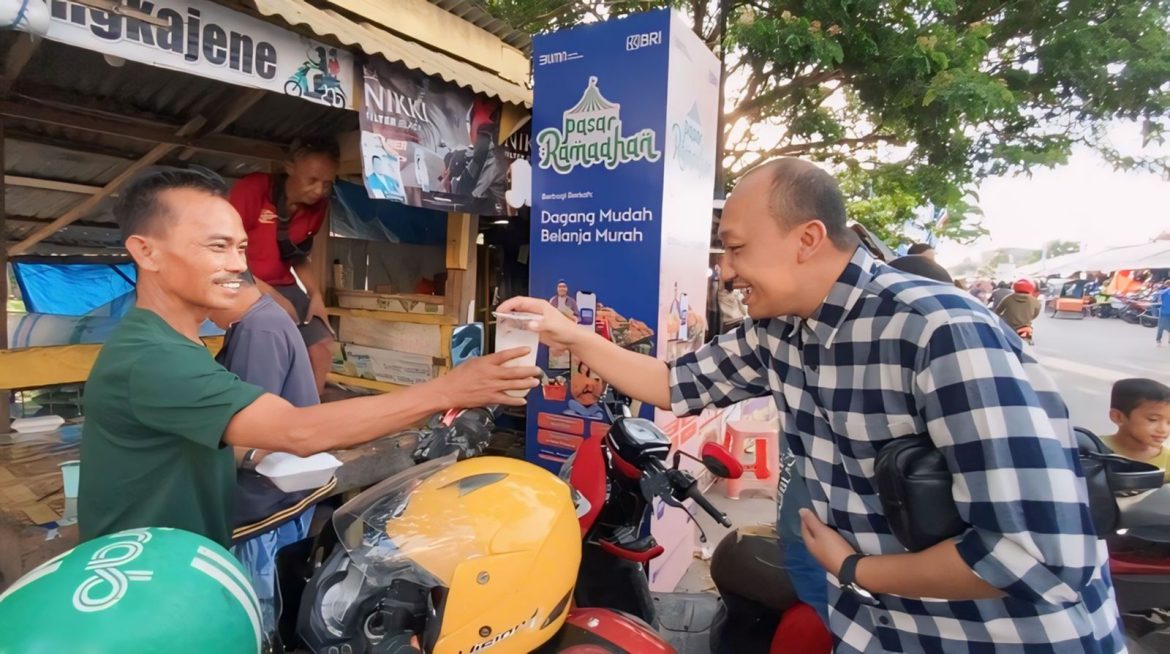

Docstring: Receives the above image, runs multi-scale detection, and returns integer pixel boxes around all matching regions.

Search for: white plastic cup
[59,460,80,499]
[493,312,542,397]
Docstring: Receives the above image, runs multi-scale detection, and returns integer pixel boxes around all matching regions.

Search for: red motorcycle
[285,401,827,654]
[1016,324,1034,344]
[1109,485,1170,653]
[556,391,831,653]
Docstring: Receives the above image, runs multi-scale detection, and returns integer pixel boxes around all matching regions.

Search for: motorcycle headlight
[318,556,368,637]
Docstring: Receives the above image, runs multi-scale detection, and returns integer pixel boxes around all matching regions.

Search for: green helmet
[0,528,261,654]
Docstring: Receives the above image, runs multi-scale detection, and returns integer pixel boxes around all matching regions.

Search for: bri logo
[626,31,662,51]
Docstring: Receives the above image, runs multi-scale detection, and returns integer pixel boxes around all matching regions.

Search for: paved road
[1031,311,1169,435]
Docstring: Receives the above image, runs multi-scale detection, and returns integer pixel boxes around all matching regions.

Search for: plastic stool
[721,420,780,500]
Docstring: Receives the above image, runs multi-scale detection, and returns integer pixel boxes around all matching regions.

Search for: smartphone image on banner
[576,291,597,328]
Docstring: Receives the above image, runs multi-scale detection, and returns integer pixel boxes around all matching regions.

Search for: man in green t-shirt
[80,167,539,548]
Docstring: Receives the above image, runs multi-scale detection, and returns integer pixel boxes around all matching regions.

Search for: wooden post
[0,34,40,95]
[444,212,478,322]
[7,116,207,255]
[1,117,9,432]
[308,212,331,304]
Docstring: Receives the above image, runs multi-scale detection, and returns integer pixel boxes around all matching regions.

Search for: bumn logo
[536,76,661,175]
[537,51,584,66]
[626,31,662,51]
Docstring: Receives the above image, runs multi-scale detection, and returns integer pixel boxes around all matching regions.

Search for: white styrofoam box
[11,415,66,433]
[256,452,342,493]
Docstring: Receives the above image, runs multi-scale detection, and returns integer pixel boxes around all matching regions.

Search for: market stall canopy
[1050,241,1170,276]
[247,0,533,107]
[1015,250,1087,277]
[1014,241,1170,277]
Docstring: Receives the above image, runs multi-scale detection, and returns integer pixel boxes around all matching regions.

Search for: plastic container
[492,312,542,398]
[59,460,80,499]
[256,452,342,493]
[12,415,65,433]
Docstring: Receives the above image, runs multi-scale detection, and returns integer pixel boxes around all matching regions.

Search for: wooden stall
[0,0,532,588]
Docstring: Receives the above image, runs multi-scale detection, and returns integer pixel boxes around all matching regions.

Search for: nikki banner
[359,58,512,215]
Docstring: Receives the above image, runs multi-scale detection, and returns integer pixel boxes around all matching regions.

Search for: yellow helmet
[301,456,581,654]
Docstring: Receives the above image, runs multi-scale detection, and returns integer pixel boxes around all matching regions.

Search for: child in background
[1103,378,1170,482]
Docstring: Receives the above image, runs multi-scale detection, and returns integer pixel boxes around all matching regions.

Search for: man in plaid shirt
[500,158,1123,652]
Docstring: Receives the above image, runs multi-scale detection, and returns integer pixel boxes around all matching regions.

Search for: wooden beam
[326,373,407,394]
[1,118,8,430]
[8,117,207,255]
[446,212,475,270]
[178,88,269,161]
[4,241,124,256]
[6,129,145,163]
[3,176,102,196]
[308,211,330,306]
[0,338,224,390]
[326,307,456,325]
[6,215,120,238]
[0,35,41,95]
[444,213,478,322]
[0,100,285,162]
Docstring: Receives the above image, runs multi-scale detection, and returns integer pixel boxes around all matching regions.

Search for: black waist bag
[873,436,966,552]
[874,428,1164,552]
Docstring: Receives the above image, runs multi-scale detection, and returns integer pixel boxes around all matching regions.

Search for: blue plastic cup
[59,460,80,499]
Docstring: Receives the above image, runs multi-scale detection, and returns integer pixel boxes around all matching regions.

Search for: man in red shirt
[229,135,338,395]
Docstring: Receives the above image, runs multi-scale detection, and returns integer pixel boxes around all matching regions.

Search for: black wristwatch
[838,553,877,603]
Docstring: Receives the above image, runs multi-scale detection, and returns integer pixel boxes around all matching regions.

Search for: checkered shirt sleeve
[915,315,1100,605]
[668,322,772,416]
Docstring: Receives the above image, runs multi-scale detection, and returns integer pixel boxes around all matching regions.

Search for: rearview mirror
[701,442,743,480]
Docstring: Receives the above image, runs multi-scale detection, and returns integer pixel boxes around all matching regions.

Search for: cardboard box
[344,344,436,386]
[338,317,442,357]
[336,291,445,315]
[329,341,357,377]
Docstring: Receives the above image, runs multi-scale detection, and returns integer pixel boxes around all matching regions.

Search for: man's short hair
[289,134,340,163]
[115,167,229,242]
[751,158,855,250]
[1111,378,1170,415]
[888,255,953,284]
[907,243,934,255]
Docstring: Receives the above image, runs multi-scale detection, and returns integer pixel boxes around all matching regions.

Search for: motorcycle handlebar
[683,480,732,528]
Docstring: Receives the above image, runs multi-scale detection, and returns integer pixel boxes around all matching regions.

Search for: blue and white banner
[36,0,355,109]
[527,8,719,466]
[527,8,720,592]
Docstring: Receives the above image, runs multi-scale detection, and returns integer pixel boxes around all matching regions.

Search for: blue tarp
[13,261,136,316]
[8,259,222,348]
[331,180,447,246]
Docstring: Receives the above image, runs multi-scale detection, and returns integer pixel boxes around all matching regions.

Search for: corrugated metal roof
[249,0,533,107]
[426,0,532,52]
[15,42,356,146]
[2,0,534,254]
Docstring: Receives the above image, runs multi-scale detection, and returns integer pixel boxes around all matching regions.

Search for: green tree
[487,0,1170,244]
[1045,240,1082,258]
